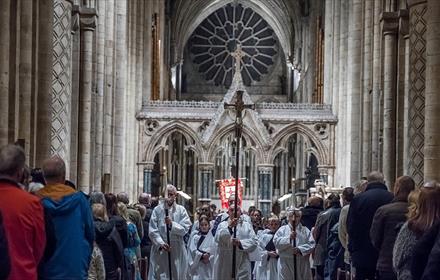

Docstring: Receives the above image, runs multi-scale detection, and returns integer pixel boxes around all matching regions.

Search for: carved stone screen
[188,3,279,88]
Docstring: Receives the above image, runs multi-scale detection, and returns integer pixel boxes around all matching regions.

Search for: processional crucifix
[224,44,256,279]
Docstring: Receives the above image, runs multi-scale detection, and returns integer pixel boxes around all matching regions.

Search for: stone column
[50,0,73,172]
[371,0,382,171]
[258,165,273,216]
[77,8,96,192]
[103,0,114,175]
[381,12,399,188]
[0,0,10,146]
[142,162,155,193]
[424,0,440,182]
[199,163,214,203]
[396,10,409,177]
[18,0,33,159]
[94,0,106,189]
[348,0,363,183]
[113,0,128,193]
[408,0,427,186]
[339,0,349,185]
[323,0,333,104]
[362,0,373,176]
[35,0,55,166]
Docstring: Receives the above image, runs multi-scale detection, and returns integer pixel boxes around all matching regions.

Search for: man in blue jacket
[37,156,94,280]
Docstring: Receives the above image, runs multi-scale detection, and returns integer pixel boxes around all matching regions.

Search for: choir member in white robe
[210,195,251,237]
[188,215,216,280]
[148,185,192,280]
[213,205,258,280]
[254,215,281,280]
[274,207,315,280]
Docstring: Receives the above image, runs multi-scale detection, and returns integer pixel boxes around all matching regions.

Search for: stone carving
[144,120,160,136]
[50,0,72,165]
[408,3,426,186]
[314,123,328,140]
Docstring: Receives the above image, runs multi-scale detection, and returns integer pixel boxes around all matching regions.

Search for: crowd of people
[1,143,440,280]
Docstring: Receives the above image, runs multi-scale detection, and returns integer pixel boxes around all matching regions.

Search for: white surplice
[254,229,279,280]
[212,218,257,280]
[148,202,192,280]
[274,223,315,280]
[188,230,216,280]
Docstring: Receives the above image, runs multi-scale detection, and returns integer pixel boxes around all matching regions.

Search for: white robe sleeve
[296,226,315,255]
[274,226,293,253]
[148,207,166,246]
[215,222,233,248]
[170,206,192,237]
[189,235,203,274]
[238,222,258,253]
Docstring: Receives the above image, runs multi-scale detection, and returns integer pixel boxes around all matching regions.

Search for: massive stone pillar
[113,0,128,193]
[258,165,273,216]
[323,0,333,104]
[336,0,349,185]
[199,163,214,203]
[36,0,55,166]
[18,0,33,159]
[424,0,440,182]
[382,12,399,188]
[77,8,96,192]
[94,0,106,189]
[0,0,10,146]
[50,0,73,172]
[371,0,382,171]
[103,0,114,178]
[362,0,373,176]
[348,0,363,183]
[408,0,427,186]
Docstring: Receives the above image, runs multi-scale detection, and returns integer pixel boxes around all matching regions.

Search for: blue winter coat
[39,191,94,280]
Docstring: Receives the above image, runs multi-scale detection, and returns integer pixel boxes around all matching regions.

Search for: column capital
[381,12,399,35]
[258,164,274,173]
[399,9,409,37]
[198,162,214,171]
[408,0,427,9]
[137,161,155,170]
[79,7,97,31]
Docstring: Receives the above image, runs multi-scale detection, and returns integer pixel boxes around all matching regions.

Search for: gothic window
[189,3,278,87]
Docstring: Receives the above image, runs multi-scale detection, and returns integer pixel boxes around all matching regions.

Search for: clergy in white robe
[213,205,258,280]
[188,215,216,280]
[274,208,315,280]
[148,185,192,280]
[254,216,281,280]
[210,195,251,237]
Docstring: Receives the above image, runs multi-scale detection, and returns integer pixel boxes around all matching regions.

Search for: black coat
[301,205,323,230]
[347,182,393,270]
[94,219,124,280]
[0,212,10,280]
[140,208,152,258]
[411,222,440,280]
[370,200,409,273]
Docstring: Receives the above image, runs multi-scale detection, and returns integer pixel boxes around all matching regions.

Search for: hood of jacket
[94,220,114,241]
[41,191,85,217]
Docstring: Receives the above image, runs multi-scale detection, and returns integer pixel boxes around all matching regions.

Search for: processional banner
[217,178,243,209]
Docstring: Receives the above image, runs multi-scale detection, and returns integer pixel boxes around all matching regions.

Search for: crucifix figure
[231,44,245,78]
[223,44,255,279]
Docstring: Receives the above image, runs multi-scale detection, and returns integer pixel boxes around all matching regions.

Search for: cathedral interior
[1,0,440,215]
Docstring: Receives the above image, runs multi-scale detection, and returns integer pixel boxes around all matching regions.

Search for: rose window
[189,3,278,87]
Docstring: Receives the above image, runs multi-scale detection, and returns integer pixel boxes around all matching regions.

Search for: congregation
[1,144,440,280]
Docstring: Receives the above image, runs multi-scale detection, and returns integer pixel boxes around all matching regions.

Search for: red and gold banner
[217,178,244,209]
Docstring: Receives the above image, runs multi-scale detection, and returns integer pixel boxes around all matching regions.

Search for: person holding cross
[213,204,257,280]
[274,207,315,280]
[148,184,192,280]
